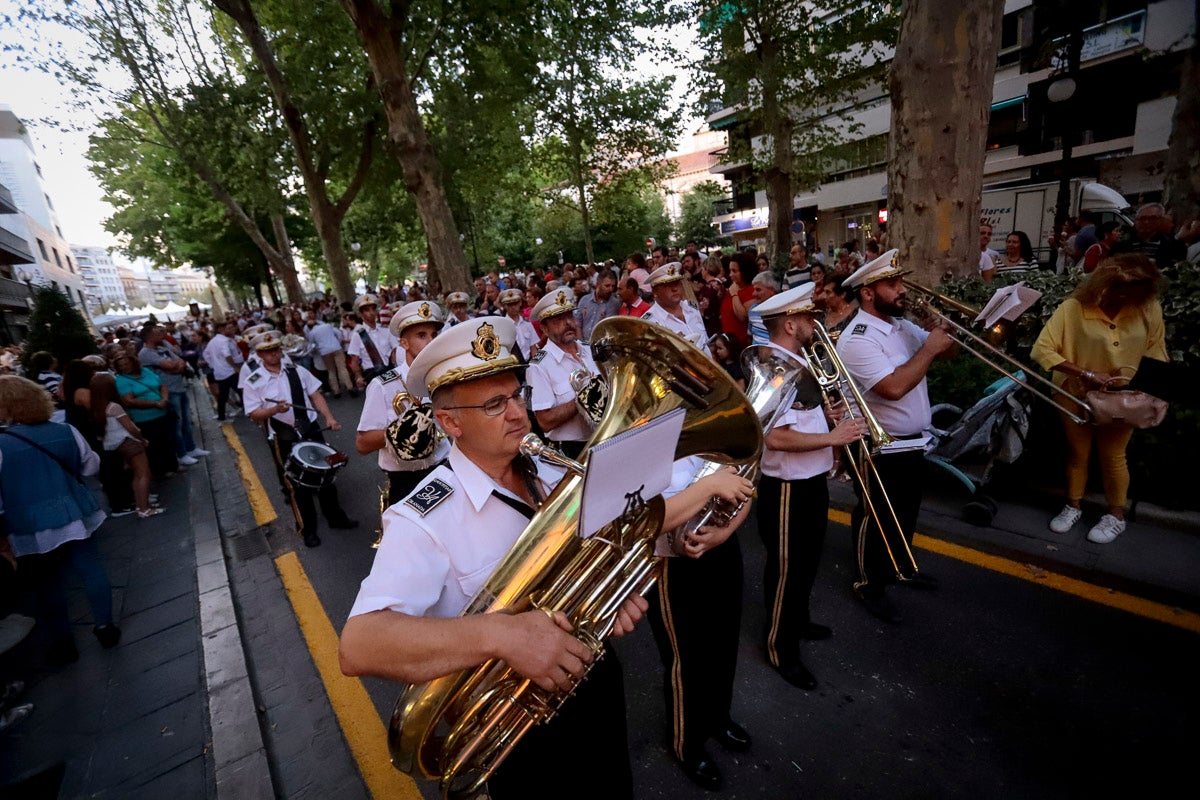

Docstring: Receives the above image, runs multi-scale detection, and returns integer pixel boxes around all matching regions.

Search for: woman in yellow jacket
[1032,254,1168,544]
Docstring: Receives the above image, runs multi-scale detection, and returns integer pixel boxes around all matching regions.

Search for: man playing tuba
[340,317,647,800]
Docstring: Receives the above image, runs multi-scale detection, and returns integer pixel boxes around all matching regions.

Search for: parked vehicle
[980,179,1132,265]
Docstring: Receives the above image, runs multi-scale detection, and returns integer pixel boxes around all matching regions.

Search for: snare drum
[284,441,349,490]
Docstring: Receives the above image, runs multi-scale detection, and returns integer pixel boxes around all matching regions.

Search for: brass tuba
[388,316,760,799]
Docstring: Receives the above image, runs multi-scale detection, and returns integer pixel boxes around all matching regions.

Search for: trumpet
[903,280,1093,424]
[802,321,921,582]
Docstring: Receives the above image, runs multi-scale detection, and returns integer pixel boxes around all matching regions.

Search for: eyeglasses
[443,386,527,417]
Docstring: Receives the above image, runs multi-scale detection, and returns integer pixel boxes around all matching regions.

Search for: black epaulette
[529,350,547,364]
[851,323,868,336]
[246,357,260,371]
[405,478,454,516]
[378,368,401,384]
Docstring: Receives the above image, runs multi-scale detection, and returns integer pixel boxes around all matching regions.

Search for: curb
[190,387,275,800]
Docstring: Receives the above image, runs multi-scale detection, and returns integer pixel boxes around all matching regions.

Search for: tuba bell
[387,316,760,799]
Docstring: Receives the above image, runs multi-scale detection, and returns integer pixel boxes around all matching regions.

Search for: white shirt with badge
[835,311,932,437]
[238,352,292,390]
[348,445,565,620]
[347,322,399,370]
[513,316,539,360]
[526,339,599,443]
[204,333,242,381]
[241,363,323,429]
[642,301,710,355]
[357,360,451,472]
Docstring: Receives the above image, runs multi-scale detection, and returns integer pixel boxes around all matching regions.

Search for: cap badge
[419,302,431,318]
[557,291,567,307]
[471,322,501,361]
[668,265,677,277]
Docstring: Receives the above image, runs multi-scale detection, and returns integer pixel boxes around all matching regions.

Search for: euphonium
[388,316,760,799]
[666,344,808,551]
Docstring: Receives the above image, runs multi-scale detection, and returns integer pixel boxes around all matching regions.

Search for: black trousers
[647,535,743,761]
[267,421,348,539]
[215,374,239,419]
[756,474,828,668]
[849,448,926,594]
[99,449,134,511]
[488,652,632,800]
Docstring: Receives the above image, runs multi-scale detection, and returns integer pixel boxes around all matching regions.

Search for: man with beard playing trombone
[835,250,955,623]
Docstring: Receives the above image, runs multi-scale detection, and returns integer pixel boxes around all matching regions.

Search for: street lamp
[1048,22,1083,233]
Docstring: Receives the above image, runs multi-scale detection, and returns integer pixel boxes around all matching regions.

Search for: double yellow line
[224,425,1198,799]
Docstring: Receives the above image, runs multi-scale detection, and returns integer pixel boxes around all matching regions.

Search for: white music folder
[975,282,1041,330]
[579,408,686,539]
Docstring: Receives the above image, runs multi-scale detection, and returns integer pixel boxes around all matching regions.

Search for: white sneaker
[1087,514,1126,544]
[1049,505,1083,534]
[178,455,199,466]
[188,448,211,457]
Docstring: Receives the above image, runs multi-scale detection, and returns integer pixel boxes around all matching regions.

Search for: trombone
[801,321,921,582]
[903,280,1093,425]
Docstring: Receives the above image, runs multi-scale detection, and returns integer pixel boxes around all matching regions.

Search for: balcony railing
[0,276,33,308]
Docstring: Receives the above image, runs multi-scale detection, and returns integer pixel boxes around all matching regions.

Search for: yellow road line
[275,552,422,800]
[222,425,277,526]
[828,508,1200,633]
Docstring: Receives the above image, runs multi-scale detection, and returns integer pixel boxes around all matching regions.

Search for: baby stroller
[924,374,1033,526]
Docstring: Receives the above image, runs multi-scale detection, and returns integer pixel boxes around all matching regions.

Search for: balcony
[0,275,32,309]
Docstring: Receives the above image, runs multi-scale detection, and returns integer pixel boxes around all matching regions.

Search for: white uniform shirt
[761,401,835,480]
[241,364,322,429]
[348,445,565,620]
[203,333,242,381]
[513,316,539,360]
[238,352,292,390]
[347,323,398,371]
[836,311,931,437]
[526,340,598,443]
[356,361,451,472]
[642,301,710,354]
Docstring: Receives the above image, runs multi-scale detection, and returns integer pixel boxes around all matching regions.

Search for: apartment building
[72,245,128,311]
[708,0,1194,254]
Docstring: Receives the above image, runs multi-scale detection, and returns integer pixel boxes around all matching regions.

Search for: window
[36,238,49,260]
[66,255,75,273]
[52,247,62,268]
[45,194,54,210]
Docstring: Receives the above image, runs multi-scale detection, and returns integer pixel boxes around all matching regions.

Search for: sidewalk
[0,387,270,799]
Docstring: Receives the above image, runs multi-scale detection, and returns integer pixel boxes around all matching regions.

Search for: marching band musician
[443,291,473,329]
[525,288,598,460]
[340,317,646,800]
[238,329,291,393]
[499,288,539,361]
[836,250,955,623]
[348,294,399,391]
[648,458,756,791]
[355,301,452,505]
[753,284,869,689]
[242,334,358,548]
[642,262,710,354]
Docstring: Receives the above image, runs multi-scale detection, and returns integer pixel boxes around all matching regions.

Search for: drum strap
[357,327,391,370]
[285,367,319,439]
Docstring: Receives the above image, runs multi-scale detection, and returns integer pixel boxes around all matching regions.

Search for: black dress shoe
[93,624,122,649]
[713,720,752,752]
[679,750,722,791]
[303,534,322,548]
[901,572,939,591]
[856,587,902,624]
[800,622,833,640]
[776,660,818,690]
[328,517,359,530]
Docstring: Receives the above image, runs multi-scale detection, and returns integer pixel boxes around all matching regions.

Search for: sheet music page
[974,282,1042,329]
[579,408,685,539]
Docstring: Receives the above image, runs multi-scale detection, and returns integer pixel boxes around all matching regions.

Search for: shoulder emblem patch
[852,323,868,336]
[378,368,401,384]
[246,372,262,384]
[529,350,547,364]
[405,478,454,516]
[246,357,260,371]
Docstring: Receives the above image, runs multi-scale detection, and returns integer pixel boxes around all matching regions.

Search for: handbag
[1085,369,1168,428]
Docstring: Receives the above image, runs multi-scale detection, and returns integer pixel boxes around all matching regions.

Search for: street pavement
[2,384,1197,799]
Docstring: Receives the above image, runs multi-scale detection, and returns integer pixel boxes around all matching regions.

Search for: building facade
[708,0,1194,256]
[72,245,127,311]
[0,106,90,316]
